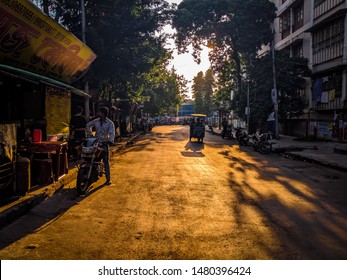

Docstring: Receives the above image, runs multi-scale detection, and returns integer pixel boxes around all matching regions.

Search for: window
[314,0,343,8]
[312,18,344,64]
[314,0,326,7]
[292,2,304,32]
[280,11,291,39]
[313,18,344,52]
[293,43,303,58]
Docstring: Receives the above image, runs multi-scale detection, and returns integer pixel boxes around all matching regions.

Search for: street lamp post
[246,82,250,134]
[271,25,279,139]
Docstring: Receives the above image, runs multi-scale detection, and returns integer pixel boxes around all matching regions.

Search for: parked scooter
[75,138,106,195]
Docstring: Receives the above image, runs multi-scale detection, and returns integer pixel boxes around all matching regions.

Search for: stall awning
[0,64,90,98]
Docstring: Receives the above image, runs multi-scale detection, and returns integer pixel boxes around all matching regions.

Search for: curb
[0,169,77,229]
[334,147,347,155]
[0,132,143,229]
[283,151,347,172]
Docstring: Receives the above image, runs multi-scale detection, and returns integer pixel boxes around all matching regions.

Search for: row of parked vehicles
[206,123,274,154]
[188,114,273,154]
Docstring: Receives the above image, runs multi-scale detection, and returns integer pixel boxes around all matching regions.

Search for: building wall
[178,100,195,117]
[272,0,347,140]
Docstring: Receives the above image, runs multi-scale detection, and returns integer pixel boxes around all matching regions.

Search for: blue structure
[178,100,194,117]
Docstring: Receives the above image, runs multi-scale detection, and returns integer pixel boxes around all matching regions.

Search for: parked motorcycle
[138,120,153,134]
[251,132,273,154]
[237,131,273,154]
[235,127,244,142]
[222,125,234,140]
[76,138,105,195]
[237,129,249,146]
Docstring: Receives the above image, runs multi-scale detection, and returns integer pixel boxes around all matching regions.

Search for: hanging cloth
[312,79,323,102]
[320,91,329,103]
[328,89,336,101]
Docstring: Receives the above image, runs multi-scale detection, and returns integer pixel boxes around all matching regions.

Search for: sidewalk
[209,126,347,172]
[272,135,347,172]
[0,132,143,229]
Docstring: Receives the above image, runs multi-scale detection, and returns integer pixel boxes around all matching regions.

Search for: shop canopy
[0,64,89,98]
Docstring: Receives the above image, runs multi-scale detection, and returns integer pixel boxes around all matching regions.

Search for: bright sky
[165,0,210,99]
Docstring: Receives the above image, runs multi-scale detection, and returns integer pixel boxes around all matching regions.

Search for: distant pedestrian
[69,106,87,157]
[221,117,228,138]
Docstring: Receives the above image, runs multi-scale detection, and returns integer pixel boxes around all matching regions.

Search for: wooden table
[18,141,68,181]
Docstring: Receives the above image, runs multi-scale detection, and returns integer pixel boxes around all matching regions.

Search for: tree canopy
[173,0,276,90]
[33,0,184,115]
[192,69,214,115]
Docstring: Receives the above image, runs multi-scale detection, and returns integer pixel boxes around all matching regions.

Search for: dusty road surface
[0,125,347,259]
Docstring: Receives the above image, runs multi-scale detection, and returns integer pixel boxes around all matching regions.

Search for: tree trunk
[232,49,242,94]
[42,0,49,15]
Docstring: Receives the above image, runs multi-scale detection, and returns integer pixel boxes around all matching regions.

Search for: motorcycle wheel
[259,142,272,154]
[76,167,90,195]
[239,139,247,146]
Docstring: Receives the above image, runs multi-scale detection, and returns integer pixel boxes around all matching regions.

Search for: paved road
[0,125,347,259]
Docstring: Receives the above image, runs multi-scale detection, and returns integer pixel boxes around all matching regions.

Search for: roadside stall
[0,1,96,194]
[0,124,17,194]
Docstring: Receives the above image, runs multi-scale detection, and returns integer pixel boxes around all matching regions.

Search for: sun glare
[164,0,211,99]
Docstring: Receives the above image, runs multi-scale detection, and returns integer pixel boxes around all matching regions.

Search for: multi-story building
[272,0,347,141]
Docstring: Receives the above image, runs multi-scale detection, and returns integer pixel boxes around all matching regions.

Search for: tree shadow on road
[220,146,347,259]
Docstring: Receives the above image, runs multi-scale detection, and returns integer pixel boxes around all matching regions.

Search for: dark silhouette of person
[69,106,87,157]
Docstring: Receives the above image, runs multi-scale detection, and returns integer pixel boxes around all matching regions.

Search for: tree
[203,69,214,115]
[231,50,311,132]
[173,0,276,92]
[142,66,186,116]
[32,0,64,21]
[192,71,205,113]
[191,69,215,115]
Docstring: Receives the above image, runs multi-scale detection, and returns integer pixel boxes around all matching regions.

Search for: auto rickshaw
[189,114,206,143]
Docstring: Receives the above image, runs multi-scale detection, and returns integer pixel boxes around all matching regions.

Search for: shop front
[0,1,96,196]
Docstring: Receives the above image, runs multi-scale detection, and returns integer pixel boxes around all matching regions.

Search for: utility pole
[81,0,90,119]
[271,25,279,139]
[246,82,250,134]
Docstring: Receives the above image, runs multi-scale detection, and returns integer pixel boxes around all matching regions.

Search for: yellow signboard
[45,85,71,136]
[0,0,96,84]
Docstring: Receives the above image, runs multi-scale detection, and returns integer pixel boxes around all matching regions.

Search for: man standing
[86,107,115,185]
[221,117,228,139]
